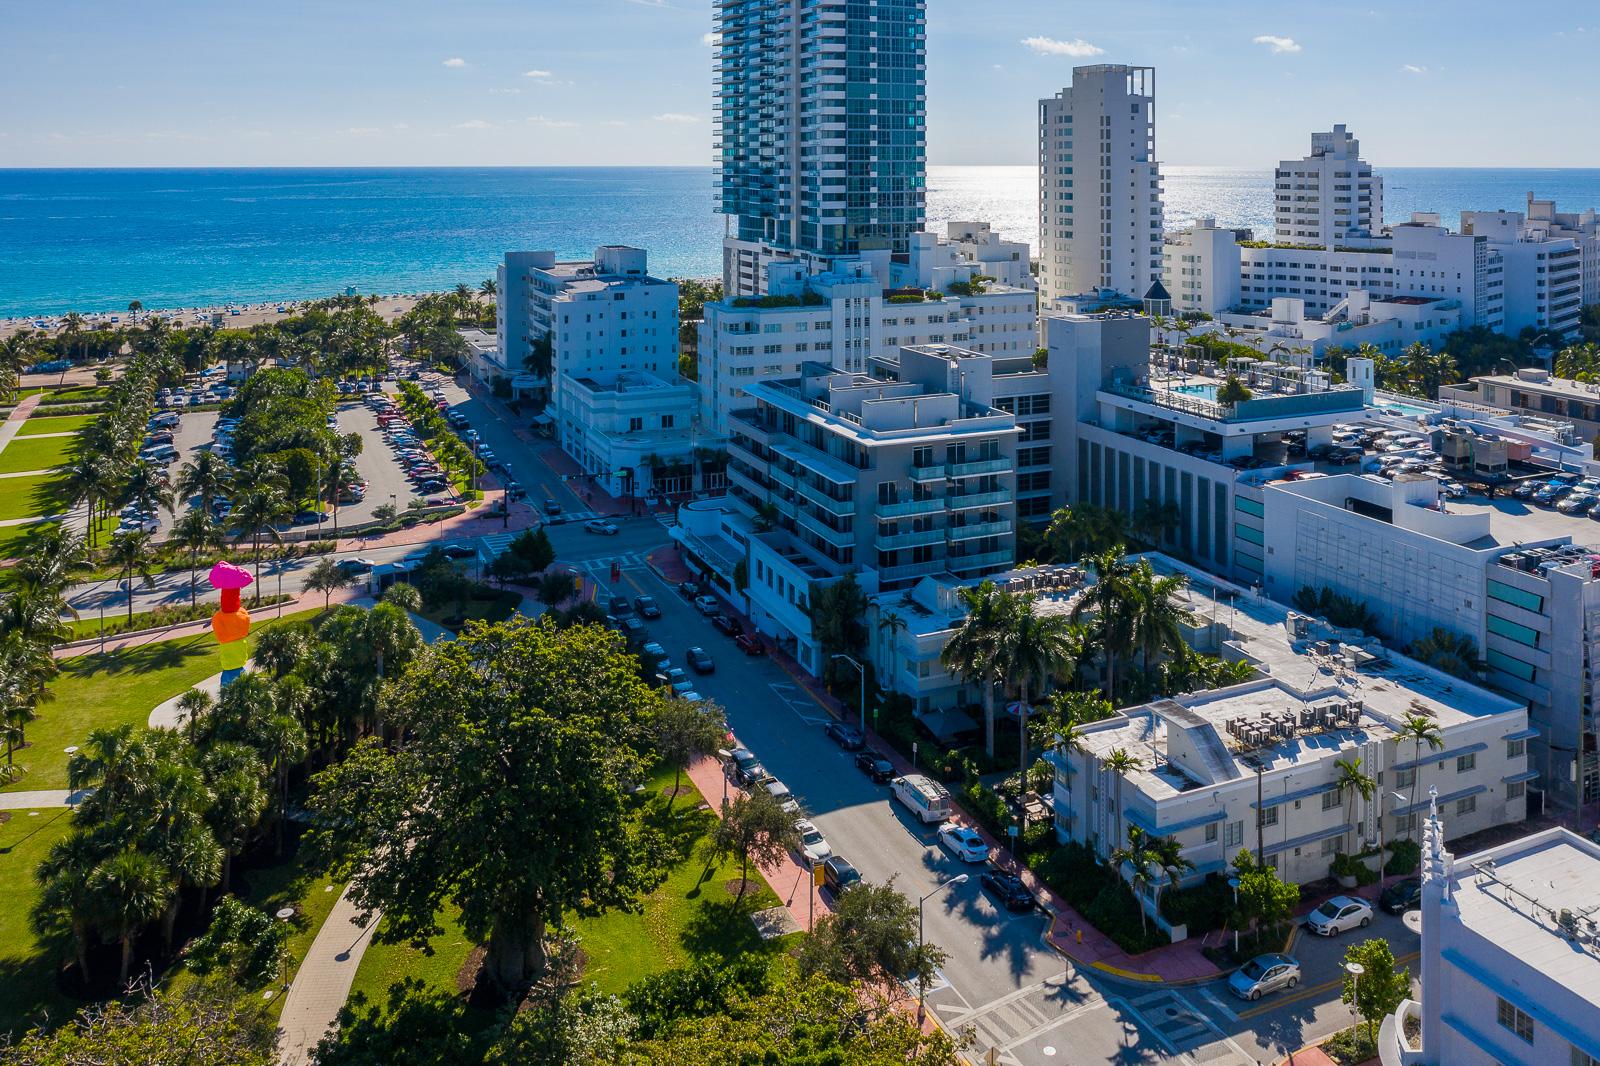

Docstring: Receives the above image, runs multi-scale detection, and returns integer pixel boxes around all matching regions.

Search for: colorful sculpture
[208,561,253,685]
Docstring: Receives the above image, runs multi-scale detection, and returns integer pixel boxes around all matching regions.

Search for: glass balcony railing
[947,520,1012,541]
[947,550,1012,571]
[876,496,944,518]
[946,491,1011,510]
[947,457,1011,477]
[875,527,945,551]
[909,463,946,481]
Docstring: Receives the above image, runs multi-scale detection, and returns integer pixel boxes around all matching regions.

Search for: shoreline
[1,292,444,339]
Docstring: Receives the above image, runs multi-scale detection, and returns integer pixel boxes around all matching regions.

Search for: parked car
[730,748,768,787]
[641,641,668,664]
[1304,895,1373,936]
[979,868,1036,913]
[621,616,646,639]
[854,750,895,783]
[608,596,634,618]
[634,595,661,619]
[937,824,990,863]
[711,613,742,637]
[677,581,700,600]
[585,519,620,535]
[735,632,765,655]
[822,855,861,896]
[334,557,377,574]
[1228,953,1302,1001]
[763,779,800,814]
[440,544,477,560]
[543,499,562,516]
[794,819,832,865]
[686,647,715,674]
[825,722,865,751]
[1379,876,1423,915]
[693,595,719,616]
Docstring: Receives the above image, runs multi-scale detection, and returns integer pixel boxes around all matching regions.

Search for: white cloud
[455,119,493,129]
[489,88,522,95]
[442,57,467,68]
[1401,63,1427,74]
[1252,35,1302,54]
[526,115,578,128]
[523,69,553,79]
[343,126,382,135]
[702,32,716,47]
[653,112,702,124]
[1021,36,1104,58]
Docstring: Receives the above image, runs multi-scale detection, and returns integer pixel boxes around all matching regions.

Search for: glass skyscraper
[715,0,927,294]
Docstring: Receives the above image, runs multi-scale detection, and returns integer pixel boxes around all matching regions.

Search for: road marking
[1196,985,1239,1022]
[769,681,829,725]
[1106,995,1181,1057]
[1235,950,1418,1019]
[997,998,1110,1053]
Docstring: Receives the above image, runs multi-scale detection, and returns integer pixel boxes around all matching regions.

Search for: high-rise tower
[714,0,927,296]
[1037,65,1163,304]
[1273,124,1383,246]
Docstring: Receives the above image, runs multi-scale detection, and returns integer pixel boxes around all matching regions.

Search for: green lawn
[0,434,76,475]
[0,807,78,1037]
[418,588,522,632]
[0,473,67,522]
[16,414,94,438]
[35,387,109,405]
[63,595,294,643]
[0,520,60,561]
[1,608,325,793]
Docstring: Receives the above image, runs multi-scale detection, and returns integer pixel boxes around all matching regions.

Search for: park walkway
[0,788,91,810]
[275,884,382,1066]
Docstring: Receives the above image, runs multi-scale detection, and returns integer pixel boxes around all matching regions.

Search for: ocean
[3,165,1598,317]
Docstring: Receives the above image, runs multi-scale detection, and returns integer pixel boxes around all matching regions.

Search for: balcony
[797,479,853,516]
[946,490,1011,510]
[909,462,946,481]
[947,550,1012,571]
[795,508,853,547]
[876,526,945,551]
[947,520,1012,541]
[876,558,948,584]
[877,496,944,518]
[948,457,1012,477]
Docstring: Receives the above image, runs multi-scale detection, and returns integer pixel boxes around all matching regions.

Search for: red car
[735,632,765,656]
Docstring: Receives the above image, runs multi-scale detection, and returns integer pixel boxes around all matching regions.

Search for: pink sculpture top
[207,561,254,590]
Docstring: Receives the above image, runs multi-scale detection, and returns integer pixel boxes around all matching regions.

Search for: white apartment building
[1192,291,1466,361]
[1273,124,1383,245]
[1048,554,1528,899]
[1259,471,1600,810]
[903,221,1036,291]
[1382,815,1600,1066]
[1461,207,1584,338]
[1524,193,1600,308]
[560,370,706,498]
[1441,366,1600,441]
[1163,218,1244,316]
[1038,65,1163,305]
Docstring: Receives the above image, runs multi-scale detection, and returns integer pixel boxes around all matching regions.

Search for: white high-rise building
[1038,65,1163,304]
[1273,124,1383,246]
[1162,218,1243,316]
[715,0,927,297]
[1462,205,1586,337]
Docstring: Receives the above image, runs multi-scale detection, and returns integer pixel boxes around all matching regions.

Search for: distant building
[1163,218,1245,317]
[1440,367,1600,442]
[1273,124,1383,246]
[1038,65,1163,305]
[1383,811,1600,1066]
[1461,205,1585,337]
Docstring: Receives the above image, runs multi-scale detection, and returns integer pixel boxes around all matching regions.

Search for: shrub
[1082,881,1168,954]
[1330,852,1380,886]
[1158,873,1233,934]
[960,780,1011,838]
[185,897,288,989]
[1385,838,1421,876]
[1033,840,1104,910]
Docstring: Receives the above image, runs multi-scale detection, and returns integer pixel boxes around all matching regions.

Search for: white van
[892,774,952,824]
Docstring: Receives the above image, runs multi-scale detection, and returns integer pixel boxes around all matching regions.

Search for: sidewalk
[275,883,382,1066]
[0,788,91,810]
[54,585,369,659]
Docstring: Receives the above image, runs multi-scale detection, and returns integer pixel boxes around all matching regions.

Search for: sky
[2,0,1598,168]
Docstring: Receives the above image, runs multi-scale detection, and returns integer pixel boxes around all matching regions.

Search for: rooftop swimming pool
[1172,383,1219,401]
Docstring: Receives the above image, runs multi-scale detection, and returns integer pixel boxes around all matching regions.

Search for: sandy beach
[0,292,444,340]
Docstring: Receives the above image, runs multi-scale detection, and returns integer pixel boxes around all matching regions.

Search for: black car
[677,580,699,600]
[505,481,526,500]
[711,613,742,637]
[440,544,477,560]
[980,869,1036,913]
[686,647,715,674]
[825,722,865,751]
[730,749,768,787]
[543,499,562,516]
[1379,876,1422,914]
[609,596,634,618]
[854,750,895,783]
[292,509,323,525]
[822,855,862,896]
[634,595,661,619]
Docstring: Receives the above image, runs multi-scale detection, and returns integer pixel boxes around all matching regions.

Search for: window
[1487,648,1537,682]
[1507,780,1526,802]
[1456,795,1477,816]
[1487,580,1544,612]
[1497,998,1534,1043]
[1573,1045,1599,1066]
[1394,813,1418,838]
[628,417,643,432]
[661,415,674,429]
[1260,806,1279,828]
[1322,789,1342,811]
[1223,820,1244,849]
[1321,836,1340,857]
[1204,822,1218,843]
[1395,768,1416,790]
[1508,738,1526,759]
[1456,753,1477,774]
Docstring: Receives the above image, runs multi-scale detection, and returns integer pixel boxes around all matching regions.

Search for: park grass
[34,387,109,405]
[0,520,61,561]
[0,434,75,475]
[418,588,522,632]
[0,473,67,522]
[0,807,78,1038]
[62,594,295,643]
[346,900,480,1011]
[16,414,94,438]
[0,608,324,794]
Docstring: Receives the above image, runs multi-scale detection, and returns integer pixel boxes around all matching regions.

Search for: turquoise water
[3,165,1598,316]
[1173,383,1220,400]
[1375,400,1437,418]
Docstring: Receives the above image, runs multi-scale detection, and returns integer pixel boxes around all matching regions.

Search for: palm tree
[479,278,497,298]
[1146,832,1196,924]
[61,452,115,544]
[1396,714,1443,843]
[231,486,290,590]
[1334,756,1377,855]
[88,848,176,987]
[105,530,158,623]
[1071,548,1138,702]
[999,606,1085,775]
[34,831,102,981]
[175,688,214,744]
[941,580,1018,757]
[121,459,176,519]
[170,508,226,607]
[68,724,153,818]
[177,451,233,515]
[877,609,908,695]
[200,742,268,892]
[1100,747,1143,853]
[1408,627,1485,681]
[1127,559,1187,676]
[13,527,87,597]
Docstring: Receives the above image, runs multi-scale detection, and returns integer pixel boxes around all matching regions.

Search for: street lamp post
[1228,875,1241,957]
[1345,960,1365,1042]
[918,874,968,1023]
[716,747,733,811]
[831,653,866,734]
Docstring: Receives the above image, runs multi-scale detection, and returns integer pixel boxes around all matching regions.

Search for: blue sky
[3,0,1597,168]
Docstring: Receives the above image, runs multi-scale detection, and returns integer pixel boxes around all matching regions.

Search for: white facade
[1196,290,1465,361]
[1384,817,1600,1066]
[560,370,704,498]
[903,221,1036,292]
[1273,124,1383,245]
[1524,193,1600,308]
[1461,208,1584,338]
[1048,555,1528,896]
[1163,218,1243,315]
[1038,65,1163,305]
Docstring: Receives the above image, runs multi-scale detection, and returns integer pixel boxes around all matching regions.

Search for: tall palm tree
[199,742,267,892]
[1100,747,1143,853]
[1127,559,1187,676]
[121,459,175,519]
[877,609,908,694]
[1408,627,1485,681]
[176,451,233,516]
[941,580,1017,757]
[61,452,115,544]
[13,527,87,597]
[88,848,176,987]
[479,278,497,298]
[104,530,158,623]
[1071,547,1138,702]
[1396,714,1443,843]
[68,724,154,818]
[1147,832,1196,924]
[33,831,102,981]
[999,605,1085,775]
[1334,756,1377,855]
[170,508,226,607]
[231,485,290,591]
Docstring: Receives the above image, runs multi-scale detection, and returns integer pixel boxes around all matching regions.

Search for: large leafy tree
[796,876,947,994]
[2,982,277,1065]
[649,697,730,815]
[1341,938,1412,1046]
[309,617,669,998]
[703,786,799,902]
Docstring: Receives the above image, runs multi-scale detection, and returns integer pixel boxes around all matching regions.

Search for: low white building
[1047,554,1529,895]
[901,221,1036,292]
[1382,812,1600,1066]
[560,370,712,499]
[1163,218,1244,317]
[1461,206,1585,338]
[1197,290,1466,361]
[458,328,506,389]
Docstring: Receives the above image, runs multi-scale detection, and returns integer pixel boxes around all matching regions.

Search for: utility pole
[1256,763,1265,869]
